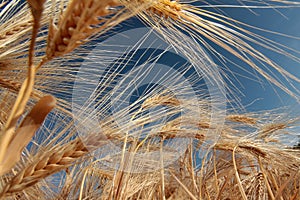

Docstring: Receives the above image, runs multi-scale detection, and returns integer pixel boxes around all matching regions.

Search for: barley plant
[0,0,300,199]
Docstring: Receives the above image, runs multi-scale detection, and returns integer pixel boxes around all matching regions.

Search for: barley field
[0,0,300,199]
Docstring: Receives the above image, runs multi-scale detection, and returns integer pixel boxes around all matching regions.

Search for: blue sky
[202,4,300,147]
[4,1,297,184]
[6,1,299,147]
[8,0,298,113]
[216,5,300,112]
[95,3,300,148]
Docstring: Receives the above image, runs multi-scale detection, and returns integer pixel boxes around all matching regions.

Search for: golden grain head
[227,114,257,125]
[45,0,123,61]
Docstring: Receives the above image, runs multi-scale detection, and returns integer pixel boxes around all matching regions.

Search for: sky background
[205,4,300,113]
[196,3,300,146]
[6,0,299,146]
[8,0,298,114]
[83,1,300,146]
[106,2,300,147]
[119,2,300,115]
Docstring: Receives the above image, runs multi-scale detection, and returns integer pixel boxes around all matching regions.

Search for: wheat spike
[44,0,123,61]
[0,138,87,197]
[226,114,257,125]
[0,119,113,197]
[142,93,181,109]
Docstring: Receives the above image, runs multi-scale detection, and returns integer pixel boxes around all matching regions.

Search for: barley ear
[0,95,56,176]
